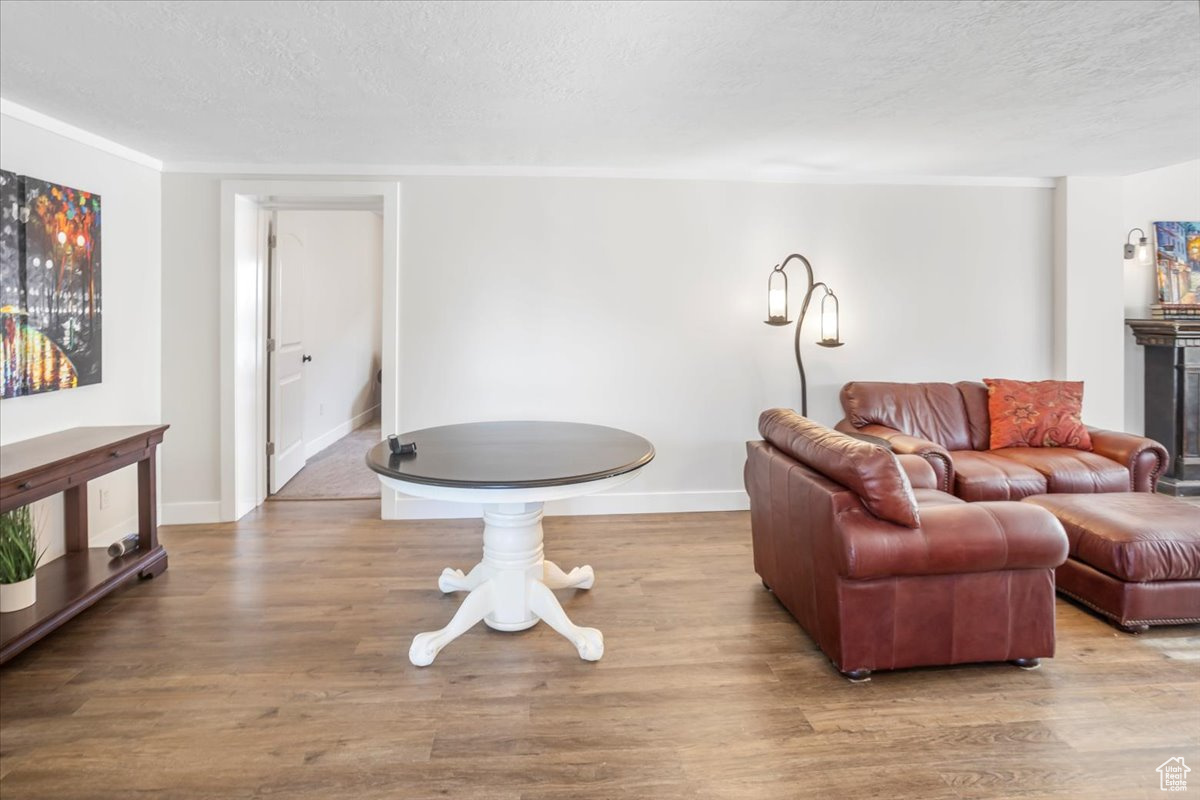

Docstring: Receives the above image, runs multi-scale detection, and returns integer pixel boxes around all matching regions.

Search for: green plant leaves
[0,505,43,583]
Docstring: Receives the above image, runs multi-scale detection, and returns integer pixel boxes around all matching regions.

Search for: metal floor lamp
[763,253,843,417]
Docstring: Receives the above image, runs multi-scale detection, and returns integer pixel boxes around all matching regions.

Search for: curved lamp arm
[763,253,842,417]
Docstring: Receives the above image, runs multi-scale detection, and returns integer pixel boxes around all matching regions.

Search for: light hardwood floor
[1,501,1197,799]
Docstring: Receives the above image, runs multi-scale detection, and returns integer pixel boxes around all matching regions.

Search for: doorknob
[302,354,312,363]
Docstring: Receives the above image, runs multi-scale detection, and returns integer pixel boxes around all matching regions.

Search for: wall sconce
[762,253,844,417]
[1124,228,1153,266]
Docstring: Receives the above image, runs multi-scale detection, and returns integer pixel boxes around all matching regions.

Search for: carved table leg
[411,501,605,665]
[410,581,496,667]
[528,580,604,661]
[438,562,493,593]
[542,560,595,590]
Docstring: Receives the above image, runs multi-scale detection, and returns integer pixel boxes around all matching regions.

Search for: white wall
[1052,176,1124,428]
[159,173,221,522]
[275,210,382,459]
[1121,160,1200,433]
[0,112,162,557]
[159,173,1054,519]
[400,178,1053,513]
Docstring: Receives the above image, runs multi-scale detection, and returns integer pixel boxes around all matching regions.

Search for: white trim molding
[220,179,401,522]
[93,514,139,547]
[160,502,223,526]
[0,98,164,171]
[167,160,1055,188]
[304,405,380,460]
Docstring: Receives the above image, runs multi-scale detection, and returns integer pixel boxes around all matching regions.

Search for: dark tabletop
[366,421,655,489]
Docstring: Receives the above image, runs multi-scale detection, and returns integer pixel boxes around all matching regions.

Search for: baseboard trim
[383,489,749,520]
[304,405,380,460]
[92,514,138,547]
[160,501,223,526]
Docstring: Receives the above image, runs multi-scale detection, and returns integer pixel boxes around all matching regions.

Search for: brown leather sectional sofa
[745,409,1069,680]
[834,381,1168,501]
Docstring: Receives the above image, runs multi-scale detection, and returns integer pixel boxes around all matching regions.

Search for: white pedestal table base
[409,501,602,666]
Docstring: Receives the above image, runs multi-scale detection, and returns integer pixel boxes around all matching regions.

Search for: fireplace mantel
[1127,318,1200,496]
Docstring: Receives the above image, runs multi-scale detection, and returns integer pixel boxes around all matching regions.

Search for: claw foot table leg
[542,560,595,590]
[438,562,492,593]
[410,581,495,666]
[528,580,604,661]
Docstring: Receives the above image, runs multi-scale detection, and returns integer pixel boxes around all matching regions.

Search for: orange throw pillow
[984,379,1092,450]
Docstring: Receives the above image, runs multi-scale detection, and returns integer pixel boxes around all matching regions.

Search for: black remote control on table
[388,435,417,455]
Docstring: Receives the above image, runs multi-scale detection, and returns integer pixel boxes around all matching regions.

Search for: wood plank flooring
[1,501,1197,799]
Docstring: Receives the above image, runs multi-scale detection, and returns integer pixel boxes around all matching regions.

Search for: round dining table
[366,421,654,666]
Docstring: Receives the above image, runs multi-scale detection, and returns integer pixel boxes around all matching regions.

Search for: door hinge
[267,337,276,352]
[266,442,275,456]
[268,233,277,248]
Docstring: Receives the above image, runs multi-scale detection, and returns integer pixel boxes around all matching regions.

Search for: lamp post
[763,253,843,417]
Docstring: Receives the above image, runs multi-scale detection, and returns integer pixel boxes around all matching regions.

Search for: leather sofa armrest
[896,454,938,490]
[837,502,1069,580]
[1087,427,1169,492]
[836,420,954,493]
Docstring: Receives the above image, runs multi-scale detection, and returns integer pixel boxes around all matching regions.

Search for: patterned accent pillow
[984,379,1092,450]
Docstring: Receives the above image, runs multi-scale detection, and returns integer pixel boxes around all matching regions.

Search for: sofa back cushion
[840,381,974,451]
[758,408,921,528]
[956,381,992,451]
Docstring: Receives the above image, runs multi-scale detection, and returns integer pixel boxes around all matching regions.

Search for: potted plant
[1,505,44,612]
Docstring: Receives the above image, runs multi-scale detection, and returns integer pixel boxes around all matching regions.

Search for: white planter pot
[0,575,36,613]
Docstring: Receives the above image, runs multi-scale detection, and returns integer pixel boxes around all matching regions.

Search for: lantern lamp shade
[1135,237,1152,266]
[817,289,843,347]
[765,267,790,325]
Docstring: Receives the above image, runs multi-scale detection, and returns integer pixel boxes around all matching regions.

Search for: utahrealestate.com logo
[1158,757,1191,792]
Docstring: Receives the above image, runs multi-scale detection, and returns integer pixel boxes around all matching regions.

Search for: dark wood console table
[0,425,169,664]
[1127,319,1200,496]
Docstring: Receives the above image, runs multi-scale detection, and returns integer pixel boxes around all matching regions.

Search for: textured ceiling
[0,0,1196,176]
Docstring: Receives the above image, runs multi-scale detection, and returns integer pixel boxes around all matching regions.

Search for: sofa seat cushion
[1024,494,1200,582]
[990,448,1128,493]
[837,502,1068,580]
[951,451,1047,501]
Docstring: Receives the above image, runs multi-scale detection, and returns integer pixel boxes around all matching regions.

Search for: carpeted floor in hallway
[271,418,382,500]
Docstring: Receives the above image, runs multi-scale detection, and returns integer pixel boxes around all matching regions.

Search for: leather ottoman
[1024,493,1200,631]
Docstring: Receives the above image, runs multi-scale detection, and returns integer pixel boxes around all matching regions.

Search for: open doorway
[266,208,384,500]
[219,180,400,522]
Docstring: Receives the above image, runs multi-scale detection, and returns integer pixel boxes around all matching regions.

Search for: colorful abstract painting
[1154,221,1200,305]
[0,171,102,398]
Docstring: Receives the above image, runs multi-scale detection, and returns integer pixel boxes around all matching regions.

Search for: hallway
[271,418,381,500]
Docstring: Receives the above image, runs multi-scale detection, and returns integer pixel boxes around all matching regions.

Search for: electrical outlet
[99,488,111,510]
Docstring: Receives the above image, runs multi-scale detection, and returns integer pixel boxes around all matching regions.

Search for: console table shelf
[0,425,168,664]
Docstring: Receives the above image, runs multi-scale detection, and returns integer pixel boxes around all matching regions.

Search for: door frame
[219,180,401,521]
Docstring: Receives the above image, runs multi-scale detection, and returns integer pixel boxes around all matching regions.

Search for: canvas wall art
[0,170,102,399]
[1154,221,1200,306]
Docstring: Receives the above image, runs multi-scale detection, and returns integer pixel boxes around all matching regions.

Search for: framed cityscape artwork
[1154,221,1200,307]
[1,169,102,398]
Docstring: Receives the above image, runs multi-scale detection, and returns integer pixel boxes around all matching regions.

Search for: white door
[268,220,307,493]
